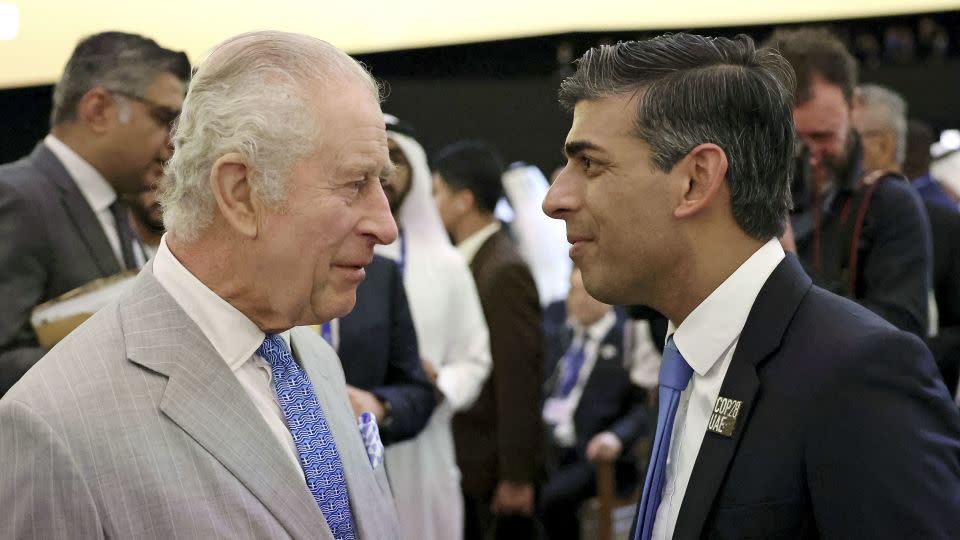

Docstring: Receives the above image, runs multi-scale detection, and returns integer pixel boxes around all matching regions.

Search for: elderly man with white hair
[0,31,401,539]
[853,83,960,400]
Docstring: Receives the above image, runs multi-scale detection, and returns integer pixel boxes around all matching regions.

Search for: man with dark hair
[125,161,166,266]
[0,31,190,395]
[765,27,933,337]
[434,140,545,540]
[544,32,960,540]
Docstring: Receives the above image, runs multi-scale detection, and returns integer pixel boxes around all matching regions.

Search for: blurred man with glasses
[0,31,189,396]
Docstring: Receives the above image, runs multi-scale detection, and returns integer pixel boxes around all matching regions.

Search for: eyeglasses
[108,90,180,128]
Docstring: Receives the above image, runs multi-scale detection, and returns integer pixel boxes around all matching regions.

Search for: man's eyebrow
[563,140,604,158]
[337,157,396,180]
[381,161,397,178]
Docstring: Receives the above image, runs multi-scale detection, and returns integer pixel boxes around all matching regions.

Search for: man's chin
[313,289,358,323]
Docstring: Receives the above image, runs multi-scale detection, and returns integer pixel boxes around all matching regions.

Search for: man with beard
[766,28,933,337]
[359,116,492,540]
[0,32,190,395]
[126,161,166,265]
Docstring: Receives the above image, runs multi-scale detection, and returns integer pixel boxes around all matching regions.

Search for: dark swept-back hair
[558,33,797,240]
[52,31,191,127]
[764,27,858,105]
[432,140,505,213]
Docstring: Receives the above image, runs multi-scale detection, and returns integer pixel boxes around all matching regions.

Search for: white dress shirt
[651,239,785,540]
[44,134,126,268]
[546,309,617,447]
[456,221,502,264]
[152,236,303,474]
[625,318,663,390]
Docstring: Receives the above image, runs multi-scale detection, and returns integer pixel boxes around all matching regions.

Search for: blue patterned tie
[634,336,693,540]
[258,334,356,540]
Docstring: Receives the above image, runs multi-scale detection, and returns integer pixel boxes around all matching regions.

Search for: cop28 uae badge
[707,396,743,437]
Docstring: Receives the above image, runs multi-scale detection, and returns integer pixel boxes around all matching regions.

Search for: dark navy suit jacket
[544,308,648,458]
[633,254,960,539]
[337,255,436,445]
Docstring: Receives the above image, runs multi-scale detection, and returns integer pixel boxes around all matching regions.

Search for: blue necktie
[320,322,334,347]
[555,336,586,398]
[634,336,693,540]
[258,334,356,540]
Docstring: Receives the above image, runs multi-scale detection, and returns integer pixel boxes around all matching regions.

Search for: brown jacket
[453,228,544,496]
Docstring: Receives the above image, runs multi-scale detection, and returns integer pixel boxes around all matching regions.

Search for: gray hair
[559,33,797,240]
[857,84,908,166]
[51,32,189,127]
[161,31,381,243]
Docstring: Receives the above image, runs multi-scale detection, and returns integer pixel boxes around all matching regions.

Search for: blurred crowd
[1,21,959,540]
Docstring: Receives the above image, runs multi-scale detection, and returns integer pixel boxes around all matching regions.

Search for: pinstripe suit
[0,265,400,539]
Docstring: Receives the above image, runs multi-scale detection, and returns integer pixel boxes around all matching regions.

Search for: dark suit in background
[337,255,436,445]
[925,201,960,397]
[454,229,544,539]
[541,306,647,540]
[634,255,960,539]
[0,144,132,396]
[623,305,668,355]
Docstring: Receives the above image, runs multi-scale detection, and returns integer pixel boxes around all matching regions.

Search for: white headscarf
[501,164,572,306]
[374,125,490,411]
[385,129,450,248]
[931,150,960,204]
[375,120,492,540]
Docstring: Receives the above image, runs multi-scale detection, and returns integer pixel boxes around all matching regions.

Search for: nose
[361,182,399,246]
[542,164,579,220]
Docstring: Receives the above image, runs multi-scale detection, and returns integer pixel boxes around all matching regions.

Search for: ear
[209,153,260,238]
[674,143,729,220]
[75,87,115,134]
[455,189,475,213]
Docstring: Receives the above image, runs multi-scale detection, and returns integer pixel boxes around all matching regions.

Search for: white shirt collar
[456,220,501,264]
[44,134,116,213]
[152,235,290,371]
[670,239,785,377]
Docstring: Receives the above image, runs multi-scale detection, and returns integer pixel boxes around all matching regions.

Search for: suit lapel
[291,327,396,538]
[673,256,812,539]
[31,144,121,276]
[121,269,329,540]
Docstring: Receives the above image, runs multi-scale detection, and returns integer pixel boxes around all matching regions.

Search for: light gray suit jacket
[0,266,400,539]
